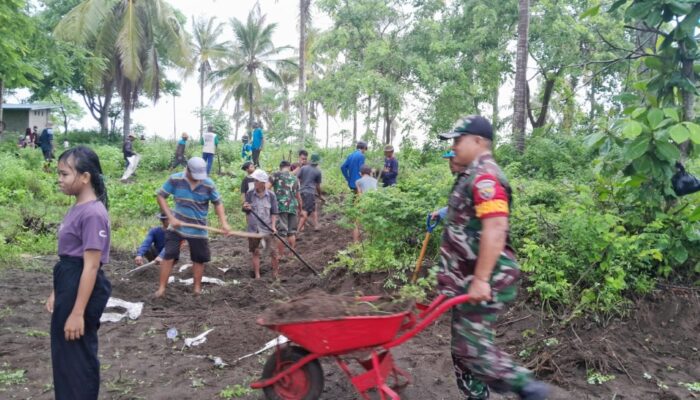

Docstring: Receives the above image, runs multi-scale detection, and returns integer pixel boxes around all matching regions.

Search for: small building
[2,103,59,133]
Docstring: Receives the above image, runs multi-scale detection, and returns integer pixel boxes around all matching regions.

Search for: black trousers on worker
[51,256,111,400]
[252,149,261,166]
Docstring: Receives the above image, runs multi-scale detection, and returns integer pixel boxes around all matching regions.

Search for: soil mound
[260,290,411,324]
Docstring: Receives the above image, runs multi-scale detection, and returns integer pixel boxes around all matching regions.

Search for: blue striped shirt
[157,172,221,238]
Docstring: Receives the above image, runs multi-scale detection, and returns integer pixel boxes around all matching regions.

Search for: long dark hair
[58,146,109,209]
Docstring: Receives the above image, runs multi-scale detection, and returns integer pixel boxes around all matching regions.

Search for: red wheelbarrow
[250,294,470,400]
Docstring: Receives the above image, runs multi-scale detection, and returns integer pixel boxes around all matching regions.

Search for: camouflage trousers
[450,284,532,399]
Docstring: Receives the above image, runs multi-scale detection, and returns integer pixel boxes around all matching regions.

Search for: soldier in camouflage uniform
[270,160,303,257]
[438,115,551,400]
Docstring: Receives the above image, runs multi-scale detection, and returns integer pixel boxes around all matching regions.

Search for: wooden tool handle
[177,222,265,239]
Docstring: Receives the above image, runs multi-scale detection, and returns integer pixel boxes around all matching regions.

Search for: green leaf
[683,122,700,144]
[622,120,643,139]
[644,56,664,71]
[584,132,607,148]
[689,207,700,222]
[581,5,601,18]
[647,108,664,129]
[655,141,680,162]
[669,124,690,143]
[609,0,628,12]
[632,155,653,174]
[624,135,650,161]
[663,108,679,122]
[630,107,646,118]
[669,244,688,264]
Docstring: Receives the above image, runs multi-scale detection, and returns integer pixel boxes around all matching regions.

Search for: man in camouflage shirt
[439,115,550,400]
[270,160,303,257]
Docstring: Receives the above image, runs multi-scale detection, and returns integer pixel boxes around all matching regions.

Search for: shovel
[177,222,266,239]
[410,212,442,283]
[127,259,158,275]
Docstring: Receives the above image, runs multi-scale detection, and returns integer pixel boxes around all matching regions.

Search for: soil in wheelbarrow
[261,290,412,324]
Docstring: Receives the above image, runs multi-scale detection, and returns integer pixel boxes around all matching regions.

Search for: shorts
[163,230,210,263]
[301,192,316,214]
[277,213,298,236]
[248,235,277,255]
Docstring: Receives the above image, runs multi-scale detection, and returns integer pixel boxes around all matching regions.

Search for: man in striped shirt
[155,157,231,297]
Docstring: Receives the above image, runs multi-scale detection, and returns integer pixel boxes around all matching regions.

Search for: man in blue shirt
[340,141,368,193]
[241,134,253,162]
[251,121,264,167]
[134,214,169,266]
[381,144,399,187]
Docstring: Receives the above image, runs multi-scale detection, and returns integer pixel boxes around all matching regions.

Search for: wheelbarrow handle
[383,294,471,350]
[426,212,441,233]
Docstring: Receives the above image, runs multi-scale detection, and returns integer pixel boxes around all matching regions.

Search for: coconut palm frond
[116,0,144,82]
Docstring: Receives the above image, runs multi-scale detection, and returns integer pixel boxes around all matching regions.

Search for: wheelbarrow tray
[257,310,412,355]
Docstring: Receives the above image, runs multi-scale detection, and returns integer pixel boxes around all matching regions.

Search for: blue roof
[2,103,59,110]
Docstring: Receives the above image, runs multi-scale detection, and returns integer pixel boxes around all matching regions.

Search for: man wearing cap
[243,169,279,279]
[200,125,219,175]
[134,213,170,266]
[123,132,136,168]
[171,132,189,168]
[298,154,323,232]
[340,141,367,193]
[431,150,466,221]
[155,157,232,297]
[381,144,399,187]
[439,115,550,400]
[241,134,253,162]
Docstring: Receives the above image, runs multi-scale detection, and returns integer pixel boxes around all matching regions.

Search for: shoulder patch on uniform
[475,179,496,200]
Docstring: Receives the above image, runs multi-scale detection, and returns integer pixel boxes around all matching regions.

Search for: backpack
[672,162,700,196]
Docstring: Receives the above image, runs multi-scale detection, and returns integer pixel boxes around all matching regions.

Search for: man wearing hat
[243,169,280,279]
[155,157,232,297]
[171,132,189,168]
[123,132,137,168]
[438,115,550,400]
[340,141,367,193]
[134,213,170,266]
[381,144,399,187]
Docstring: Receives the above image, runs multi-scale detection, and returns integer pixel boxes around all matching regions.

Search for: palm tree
[55,0,191,138]
[214,8,294,134]
[190,16,227,139]
[298,0,312,142]
[512,0,530,153]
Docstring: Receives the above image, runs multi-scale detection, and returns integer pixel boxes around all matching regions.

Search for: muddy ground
[1,211,698,399]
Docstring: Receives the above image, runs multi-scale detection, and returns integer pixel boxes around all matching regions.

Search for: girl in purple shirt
[45,146,112,400]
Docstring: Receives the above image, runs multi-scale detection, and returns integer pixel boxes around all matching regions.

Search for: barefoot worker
[438,116,550,400]
[243,169,279,279]
[46,146,112,400]
[155,157,231,297]
[297,153,323,232]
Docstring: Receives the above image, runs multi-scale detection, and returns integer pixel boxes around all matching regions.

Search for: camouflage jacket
[271,171,300,214]
[437,153,520,301]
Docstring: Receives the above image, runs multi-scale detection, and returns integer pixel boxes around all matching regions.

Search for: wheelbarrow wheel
[262,346,324,400]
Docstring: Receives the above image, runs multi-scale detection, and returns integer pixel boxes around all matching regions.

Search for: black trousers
[252,149,261,166]
[51,256,111,400]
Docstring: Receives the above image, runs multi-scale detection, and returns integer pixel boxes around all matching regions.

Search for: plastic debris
[208,355,228,368]
[100,297,144,323]
[184,328,214,348]
[178,277,226,286]
[217,267,231,273]
[167,327,178,340]
[178,263,192,273]
[235,335,289,362]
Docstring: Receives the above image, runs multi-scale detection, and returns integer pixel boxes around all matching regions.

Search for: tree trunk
[352,106,357,142]
[383,99,391,144]
[0,78,4,134]
[248,82,254,134]
[123,99,132,141]
[589,73,597,120]
[366,96,372,135]
[491,85,499,131]
[527,76,556,129]
[298,0,310,143]
[561,76,577,134]
[100,83,113,134]
[234,97,240,141]
[375,104,380,143]
[325,111,329,149]
[199,65,205,140]
[512,0,530,153]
